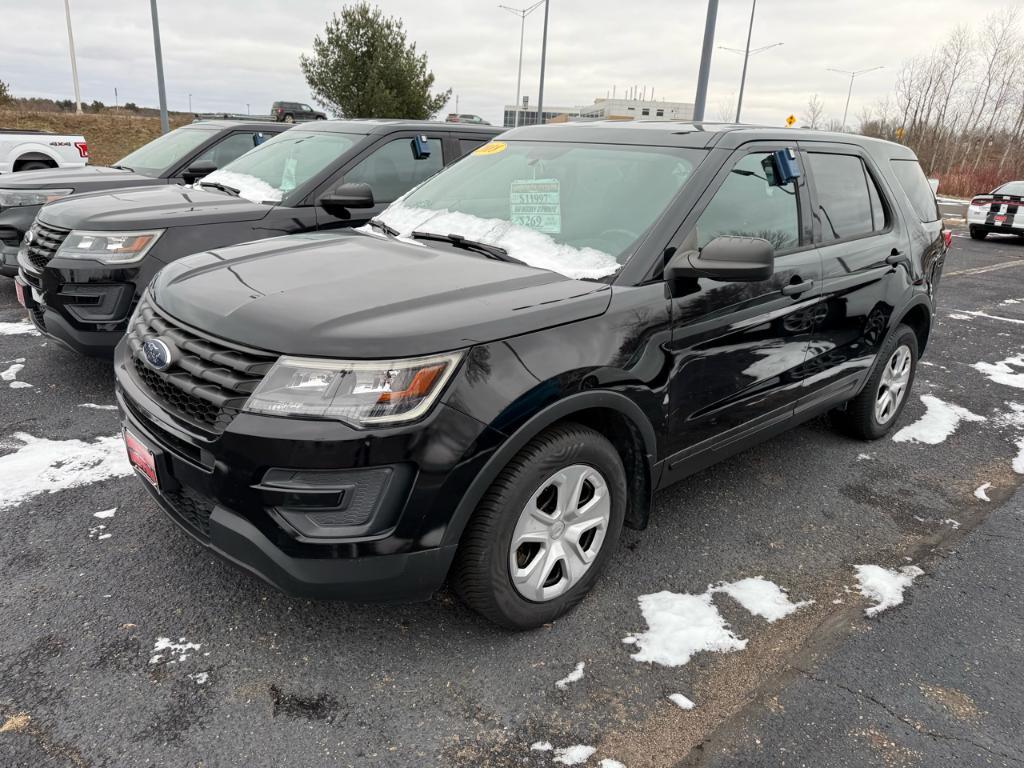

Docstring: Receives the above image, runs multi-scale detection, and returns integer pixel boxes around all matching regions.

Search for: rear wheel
[452,423,626,630]
[284,114,295,124]
[16,160,52,172]
[833,324,918,440]
[970,226,987,240]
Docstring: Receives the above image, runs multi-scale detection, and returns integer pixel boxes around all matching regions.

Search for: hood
[0,165,159,191]
[37,183,272,230]
[151,231,611,358]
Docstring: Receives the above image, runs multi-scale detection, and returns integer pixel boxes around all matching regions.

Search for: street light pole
[499,1,544,129]
[693,0,719,122]
[149,0,169,134]
[719,41,783,122]
[828,65,884,130]
[536,0,550,125]
[63,0,82,114]
[736,0,756,122]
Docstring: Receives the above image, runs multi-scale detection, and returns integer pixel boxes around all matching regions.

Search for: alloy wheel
[875,344,912,424]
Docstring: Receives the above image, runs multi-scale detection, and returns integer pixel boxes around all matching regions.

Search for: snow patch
[0,322,40,336]
[553,745,597,765]
[599,761,625,768]
[555,661,585,690]
[189,672,209,685]
[1014,437,1024,474]
[0,433,133,511]
[93,508,116,519]
[78,403,118,410]
[149,637,202,665]
[9,381,31,389]
[974,482,992,502]
[857,453,872,460]
[942,518,961,529]
[530,741,553,752]
[854,565,924,617]
[200,170,282,204]
[88,524,110,541]
[892,395,985,444]
[708,577,813,622]
[668,693,695,710]
[1,360,31,388]
[972,353,1024,389]
[947,313,973,320]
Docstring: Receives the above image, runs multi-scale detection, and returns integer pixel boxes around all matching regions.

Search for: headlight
[243,351,464,425]
[55,229,164,265]
[0,188,73,207]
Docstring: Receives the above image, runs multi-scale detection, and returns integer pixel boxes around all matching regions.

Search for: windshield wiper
[368,218,399,237]
[410,231,524,264]
[199,180,240,197]
[111,164,134,172]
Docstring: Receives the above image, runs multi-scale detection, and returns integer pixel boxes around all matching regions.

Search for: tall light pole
[717,0,783,122]
[499,0,544,128]
[828,65,884,130]
[149,0,169,134]
[536,0,550,126]
[63,0,82,114]
[692,0,719,122]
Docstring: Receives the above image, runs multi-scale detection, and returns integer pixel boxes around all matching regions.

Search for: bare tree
[803,94,826,129]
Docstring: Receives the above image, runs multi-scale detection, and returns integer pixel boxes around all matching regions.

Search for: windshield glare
[115,126,216,178]
[201,130,360,204]
[376,141,703,279]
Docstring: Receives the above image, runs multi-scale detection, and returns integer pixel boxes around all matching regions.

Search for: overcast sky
[2,0,1018,126]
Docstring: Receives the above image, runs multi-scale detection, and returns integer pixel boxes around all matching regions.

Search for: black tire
[970,226,987,240]
[834,324,919,440]
[16,160,52,172]
[284,114,295,124]
[451,423,627,630]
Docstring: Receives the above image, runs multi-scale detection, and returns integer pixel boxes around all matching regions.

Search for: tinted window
[344,137,443,203]
[994,181,1024,196]
[695,151,800,251]
[459,138,488,156]
[115,126,217,178]
[808,153,886,240]
[890,159,940,222]
[191,132,263,169]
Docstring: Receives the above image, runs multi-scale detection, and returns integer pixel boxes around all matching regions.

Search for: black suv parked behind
[114,122,947,629]
[0,120,288,277]
[272,101,327,123]
[16,120,500,357]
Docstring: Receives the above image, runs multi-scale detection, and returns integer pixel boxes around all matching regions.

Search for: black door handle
[886,249,909,268]
[781,280,814,296]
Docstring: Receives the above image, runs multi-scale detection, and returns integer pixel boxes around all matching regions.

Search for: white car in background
[0,129,89,174]
[968,180,1024,240]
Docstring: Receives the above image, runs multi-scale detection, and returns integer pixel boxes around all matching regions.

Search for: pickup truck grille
[125,295,277,433]
[23,221,70,272]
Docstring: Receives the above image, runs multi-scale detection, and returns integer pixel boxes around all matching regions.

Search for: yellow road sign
[895,127,905,140]
[785,114,796,127]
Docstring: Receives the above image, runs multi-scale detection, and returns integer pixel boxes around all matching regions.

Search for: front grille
[24,221,70,272]
[28,306,46,331]
[162,485,215,540]
[126,295,276,434]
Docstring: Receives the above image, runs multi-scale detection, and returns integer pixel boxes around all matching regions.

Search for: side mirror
[183,161,217,184]
[319,182,375,217]
[666,236,775,288]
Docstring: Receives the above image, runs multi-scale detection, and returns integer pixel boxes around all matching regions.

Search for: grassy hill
[0,110,193,166]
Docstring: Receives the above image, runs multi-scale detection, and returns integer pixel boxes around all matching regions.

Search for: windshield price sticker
[473,141,507,156]
[510,179,561,234]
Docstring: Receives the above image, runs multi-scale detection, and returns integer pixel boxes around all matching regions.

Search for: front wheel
[833,324,918,440]
[970,226,987,240]
[452,423,626,630]
[284,114,295,123]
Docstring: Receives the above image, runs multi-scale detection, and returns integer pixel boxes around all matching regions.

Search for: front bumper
[114,337,500,602]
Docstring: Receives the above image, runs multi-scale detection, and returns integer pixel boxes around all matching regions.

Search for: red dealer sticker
[124,428,159,488]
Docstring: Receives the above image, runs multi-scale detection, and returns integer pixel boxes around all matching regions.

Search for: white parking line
[945,260,1024,277]
[947,309,1024,325]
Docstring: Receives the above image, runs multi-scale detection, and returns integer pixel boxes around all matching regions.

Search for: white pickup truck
[0,128,89,175]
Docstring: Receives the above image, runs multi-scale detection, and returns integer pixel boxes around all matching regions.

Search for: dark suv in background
[15,120,500,357]
[0,120,287,277]
[114,122,947,629]
[272,102,327,123]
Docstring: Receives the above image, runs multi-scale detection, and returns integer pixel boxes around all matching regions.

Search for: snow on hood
[199,170,282,204]
[376,202,621,280]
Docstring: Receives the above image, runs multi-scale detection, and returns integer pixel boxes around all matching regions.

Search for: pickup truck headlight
[55,229,164,265]
[0,188,73,207]
[243,351,464,425]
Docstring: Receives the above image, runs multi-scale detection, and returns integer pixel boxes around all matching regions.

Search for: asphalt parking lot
[1,230,1023,768]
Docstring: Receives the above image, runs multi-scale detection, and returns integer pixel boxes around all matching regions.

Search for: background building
[503,97,694,127]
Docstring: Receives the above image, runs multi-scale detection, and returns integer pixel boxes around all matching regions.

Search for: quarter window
[807,153,886,240]
[694,151,800,251]
[344,137,443,203]
[890,159,940,221]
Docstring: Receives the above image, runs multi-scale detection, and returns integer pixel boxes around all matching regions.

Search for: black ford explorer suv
[114,122,947,629]
[272,101,327,123]
[1,120,288,278]
[16,120,500,356]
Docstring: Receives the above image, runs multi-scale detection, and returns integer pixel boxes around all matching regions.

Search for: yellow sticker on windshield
[473,141,507,156]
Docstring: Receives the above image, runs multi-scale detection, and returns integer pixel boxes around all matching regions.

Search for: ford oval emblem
[23,229,34,245]
[142,338,174,371]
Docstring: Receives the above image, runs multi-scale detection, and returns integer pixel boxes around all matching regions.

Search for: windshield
[115,126,217,177]
[375,140,704,279]
[994,181,1024,196]
[200,130,360,204]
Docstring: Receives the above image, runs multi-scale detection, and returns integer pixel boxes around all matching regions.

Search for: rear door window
[890,159,940,222]
[807,153,885,241]
[191,131,263,169]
